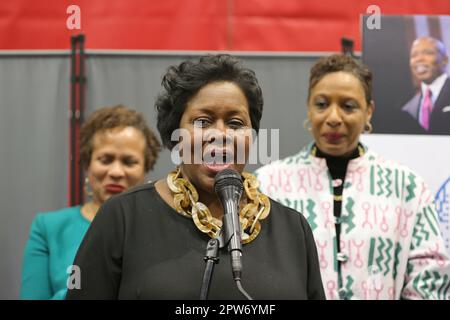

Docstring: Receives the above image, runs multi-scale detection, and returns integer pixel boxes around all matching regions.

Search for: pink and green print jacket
[255,144,450,300]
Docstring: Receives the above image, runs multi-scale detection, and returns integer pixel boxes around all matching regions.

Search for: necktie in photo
[419,87,432,131]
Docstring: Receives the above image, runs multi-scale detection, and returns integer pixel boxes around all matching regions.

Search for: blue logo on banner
[435,177,450,255]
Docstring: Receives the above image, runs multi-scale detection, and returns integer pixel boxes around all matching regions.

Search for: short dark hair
[155,54,264,150]
[79,104,161,172]
[308,54,373,105]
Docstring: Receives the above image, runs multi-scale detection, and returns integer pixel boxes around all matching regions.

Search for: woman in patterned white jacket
[255,54,450,300]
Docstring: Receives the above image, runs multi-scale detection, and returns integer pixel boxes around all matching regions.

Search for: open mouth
[414,64,430,75]
[202,148,234,172]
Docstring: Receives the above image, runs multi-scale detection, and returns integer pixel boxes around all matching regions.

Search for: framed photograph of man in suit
[362,15,450,135]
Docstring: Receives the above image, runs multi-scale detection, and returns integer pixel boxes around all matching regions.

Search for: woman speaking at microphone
[66,54,325,300]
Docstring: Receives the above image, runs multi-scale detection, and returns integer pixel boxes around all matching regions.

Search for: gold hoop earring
[303,119,312,131]
[84,177,93,199]
[364,122,373,133]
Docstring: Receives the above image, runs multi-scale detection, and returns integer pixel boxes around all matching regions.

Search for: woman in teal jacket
[20,105,161,299]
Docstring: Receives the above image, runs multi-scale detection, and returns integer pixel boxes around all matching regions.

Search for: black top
[315,145,360,245]
[314,144,360,297]
[66,182,325,300]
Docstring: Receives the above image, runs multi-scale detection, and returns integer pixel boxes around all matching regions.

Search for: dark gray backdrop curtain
[0,55,70,299]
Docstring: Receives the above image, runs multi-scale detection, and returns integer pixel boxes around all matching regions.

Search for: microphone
[214,169,244,281]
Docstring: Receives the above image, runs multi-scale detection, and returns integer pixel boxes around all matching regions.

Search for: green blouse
[20,206,90,299]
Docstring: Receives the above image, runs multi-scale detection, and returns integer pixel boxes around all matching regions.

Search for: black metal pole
[78,34,86,204]
[200,238,220,300]
[69,34,86,206]
[70,36,77,206]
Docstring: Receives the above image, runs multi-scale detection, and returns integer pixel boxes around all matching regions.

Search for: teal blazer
[20,206,90,299]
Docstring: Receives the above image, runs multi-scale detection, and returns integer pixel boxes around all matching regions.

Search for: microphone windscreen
[214,169,243,193]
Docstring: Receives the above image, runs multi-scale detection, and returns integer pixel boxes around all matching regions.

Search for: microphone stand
[199,230,253,300]
[200,168,253,300]
[199,238,220,300]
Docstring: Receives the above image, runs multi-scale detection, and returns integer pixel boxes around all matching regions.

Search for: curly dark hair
[155,54,264,150]
[79,104,161,172]
[308,54,373,105]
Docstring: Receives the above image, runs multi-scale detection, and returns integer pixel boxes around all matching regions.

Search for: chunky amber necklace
[167,167,270,244]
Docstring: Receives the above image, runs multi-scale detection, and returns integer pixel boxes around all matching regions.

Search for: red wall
[1,0,449,51]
